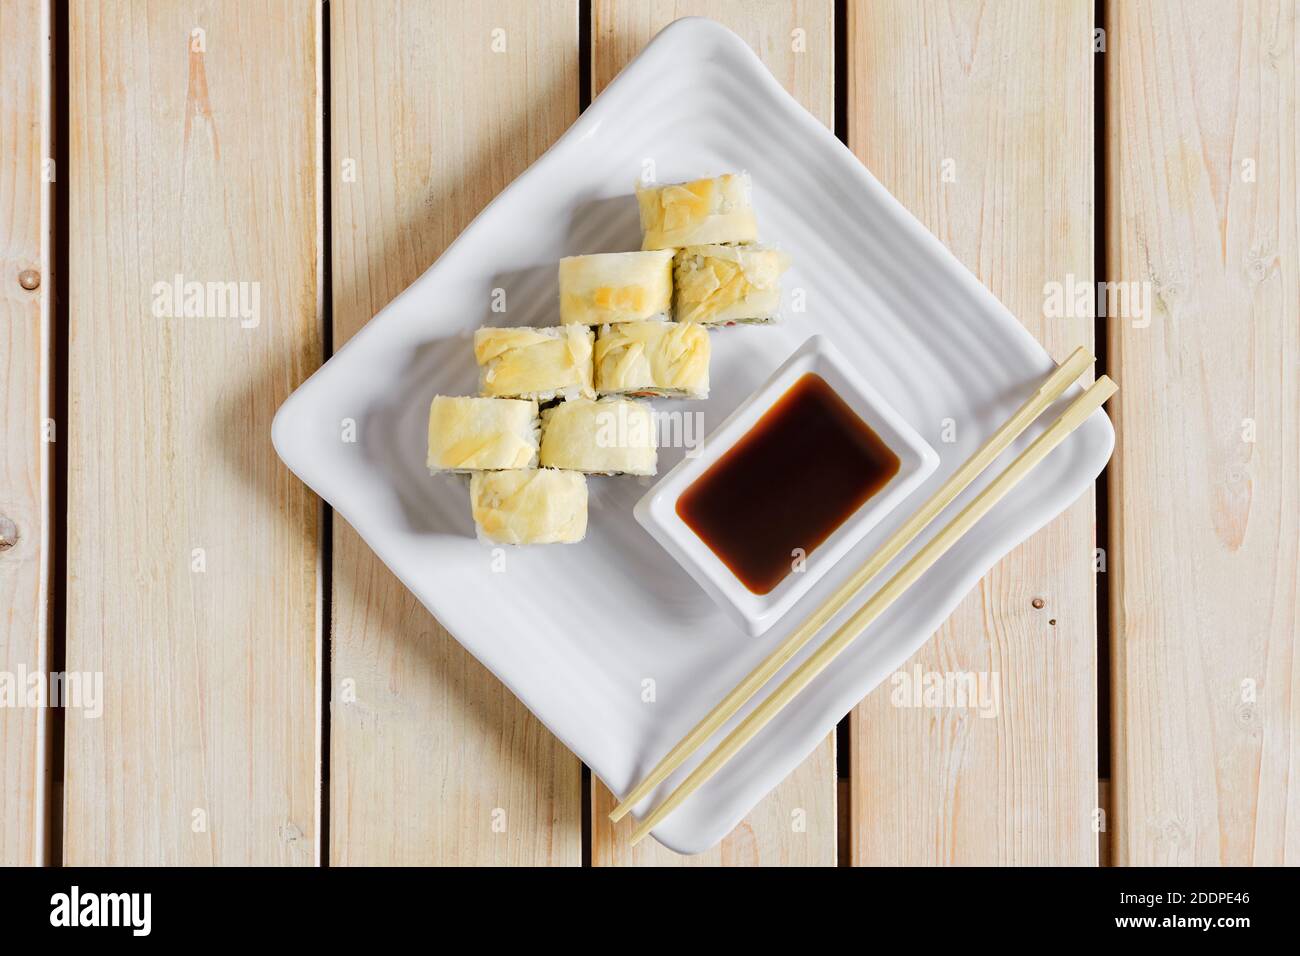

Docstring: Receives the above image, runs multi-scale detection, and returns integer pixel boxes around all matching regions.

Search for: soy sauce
[677,373,900,595]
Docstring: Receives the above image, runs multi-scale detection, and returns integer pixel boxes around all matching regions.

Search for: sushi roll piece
[540,398,657,476]
[674,244,792,326]
[469,468,587,545]
[594,320,710,399]
[426,395,539,473]
[636,173,758,250]
[559,250,674,326]
[474,325,595,401]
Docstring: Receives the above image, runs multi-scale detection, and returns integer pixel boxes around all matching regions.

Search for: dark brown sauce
[677,372,900,595]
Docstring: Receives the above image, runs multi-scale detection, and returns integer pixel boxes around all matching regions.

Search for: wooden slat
[0,0,51,867]
[1108,0,1299,865]
[589,0,838,866]
[591,0,835,113]
[64,0,322,865]
[328,0,582,866]
[847,0,1098,865]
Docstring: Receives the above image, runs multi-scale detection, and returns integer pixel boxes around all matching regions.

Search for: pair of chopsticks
[614,346,1115,844]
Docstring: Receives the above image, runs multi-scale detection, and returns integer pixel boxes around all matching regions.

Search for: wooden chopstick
[629,373,1118,844]
[609,347,1096,824]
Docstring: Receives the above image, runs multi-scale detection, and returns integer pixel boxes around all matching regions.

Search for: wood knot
[1234,700,1257,729]
[0,515,17,551]
[1031,597,1045,609]
[1159,817,1188,845]
[18,269,40,291]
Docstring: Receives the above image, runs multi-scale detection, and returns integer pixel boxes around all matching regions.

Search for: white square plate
[273,17,1113,854]
[635,334,940,637]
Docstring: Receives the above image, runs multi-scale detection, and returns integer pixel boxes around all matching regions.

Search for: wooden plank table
[328,0,582,867]
[1107,0,1299,865]
[848,0,1099,866]
[0,0,1294,866]
[0,0,52,868]
[62,0,324,865]
[588,0,837,867]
